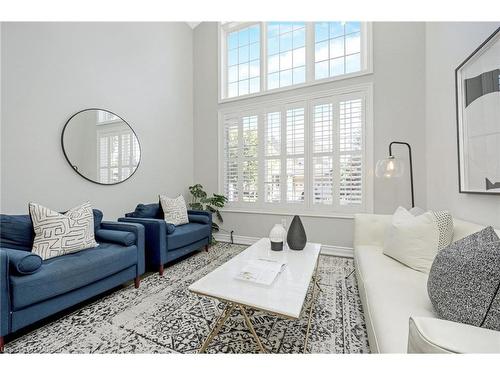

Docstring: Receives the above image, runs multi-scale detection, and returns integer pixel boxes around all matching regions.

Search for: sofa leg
[205,244,209,252]
[0,336,4,353]
[159,265,164,276]
[134,276,140,289]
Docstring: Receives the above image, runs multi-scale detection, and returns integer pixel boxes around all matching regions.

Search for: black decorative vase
[287,215,307,250]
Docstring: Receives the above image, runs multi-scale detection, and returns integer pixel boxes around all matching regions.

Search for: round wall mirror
[61,109,141,185]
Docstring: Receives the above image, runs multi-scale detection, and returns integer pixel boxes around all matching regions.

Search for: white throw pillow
[29,201,98,260]
[159,195,189,226]
[383,206,453,273]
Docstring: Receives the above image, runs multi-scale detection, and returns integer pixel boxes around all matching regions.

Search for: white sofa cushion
[383,207,453,273]
[354,244,435,353]
[159,195,189,226]
[29,201,98,260]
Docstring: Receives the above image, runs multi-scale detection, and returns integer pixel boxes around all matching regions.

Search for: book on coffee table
[235,258,287,286]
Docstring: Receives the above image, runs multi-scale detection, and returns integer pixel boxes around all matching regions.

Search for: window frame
[218,83,374,218]
[218,22,373,103]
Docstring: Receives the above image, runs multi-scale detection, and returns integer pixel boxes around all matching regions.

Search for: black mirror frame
[61,108,142,186]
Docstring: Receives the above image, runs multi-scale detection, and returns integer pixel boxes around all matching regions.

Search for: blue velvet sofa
[0,209,145,352]
[118,203,212,275]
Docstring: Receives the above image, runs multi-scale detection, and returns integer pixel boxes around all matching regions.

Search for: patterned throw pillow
[383,206,454,273]
[159,195,189,226]
[428,227,500,330]
[29,202,98,260]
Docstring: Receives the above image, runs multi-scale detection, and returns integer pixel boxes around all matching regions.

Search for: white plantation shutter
[242,115,259,202]
[285,107,305,203]
[264,112,281,203]
[219,86,370,214]
[338,98,363,206]
[223,114,240,202]
[312,103,334,205]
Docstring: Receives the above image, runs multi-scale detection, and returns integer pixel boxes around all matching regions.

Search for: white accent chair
[354,214,500,353]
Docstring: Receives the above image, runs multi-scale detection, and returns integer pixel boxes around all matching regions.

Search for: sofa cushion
[92,209,103,232]
[95,229,136,246]
[383,206,453,273]
[428,226,500,330]
[0,209,102,251]
[0,214,34,251]
[355,244,435,353]
[167,222,210,250]
[160,195,189,226]
[30,202,99,260]
[3,248,43,275]
[126,203,163,219]
[10,243,137,310]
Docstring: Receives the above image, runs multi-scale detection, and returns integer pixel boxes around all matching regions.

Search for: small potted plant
[188,184,228,244]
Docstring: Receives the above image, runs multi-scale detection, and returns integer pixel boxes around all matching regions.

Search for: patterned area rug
[5,242,370,354]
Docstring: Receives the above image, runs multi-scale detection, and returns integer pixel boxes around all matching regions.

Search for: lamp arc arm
[388,141,415,208]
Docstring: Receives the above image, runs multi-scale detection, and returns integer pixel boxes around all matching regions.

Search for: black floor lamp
[375,141,415,208]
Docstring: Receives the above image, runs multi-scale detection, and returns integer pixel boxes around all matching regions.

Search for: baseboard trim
[214,233,354,258]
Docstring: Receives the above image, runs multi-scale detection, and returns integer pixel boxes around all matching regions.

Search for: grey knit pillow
[427,226,500,330]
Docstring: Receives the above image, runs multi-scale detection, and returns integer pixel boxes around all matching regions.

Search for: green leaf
[216,210,223,223]
[190,202,203,210]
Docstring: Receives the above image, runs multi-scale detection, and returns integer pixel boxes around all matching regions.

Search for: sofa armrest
[118,217,166,268]
[408,316,500,353]
[100,221,145,276]
[187,210,212,236]
[354,214,392,248]
[0,247,42,275]
[96,229,136,246]
[0,249,11,336]
[187,209,211,217]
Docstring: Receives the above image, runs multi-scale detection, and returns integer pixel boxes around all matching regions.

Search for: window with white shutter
[219,84,372,215]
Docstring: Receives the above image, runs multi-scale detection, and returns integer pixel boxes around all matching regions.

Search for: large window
[220,22,372,100]
[219,85,373,215]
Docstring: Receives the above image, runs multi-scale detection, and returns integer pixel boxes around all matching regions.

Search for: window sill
[218,69,373,105]
[220,208,358,219]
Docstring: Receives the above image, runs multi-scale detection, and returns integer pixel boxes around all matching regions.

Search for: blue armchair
[118,203,212,275]
[0,210,145,352]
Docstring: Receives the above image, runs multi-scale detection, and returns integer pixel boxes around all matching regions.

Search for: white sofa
[354,214,500,353]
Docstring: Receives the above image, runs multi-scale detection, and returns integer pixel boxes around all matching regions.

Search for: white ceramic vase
[269,223,287,251]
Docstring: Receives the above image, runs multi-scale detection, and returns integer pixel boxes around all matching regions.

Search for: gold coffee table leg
[239,305,267,353]
[303,259,321,353]
[199,304,235,353]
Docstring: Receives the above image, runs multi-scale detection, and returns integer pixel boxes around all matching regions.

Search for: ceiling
[186,22,201,29]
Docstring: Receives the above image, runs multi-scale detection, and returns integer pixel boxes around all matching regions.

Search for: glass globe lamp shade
[375,156,404,179]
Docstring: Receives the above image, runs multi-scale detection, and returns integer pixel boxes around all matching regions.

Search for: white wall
[193,22,426,248]
[0,22,194,219]
[425,22,500,228]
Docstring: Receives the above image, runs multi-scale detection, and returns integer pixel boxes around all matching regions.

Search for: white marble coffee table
[188,238,322,353]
